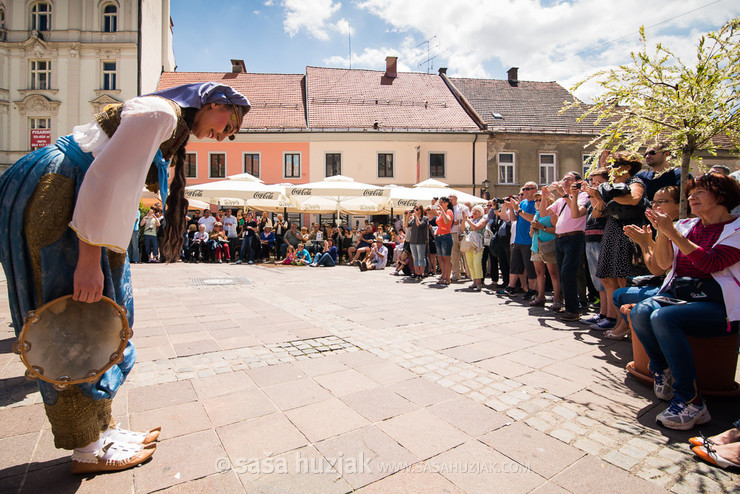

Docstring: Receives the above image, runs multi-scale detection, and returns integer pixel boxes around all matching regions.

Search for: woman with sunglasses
[630,172,740,430]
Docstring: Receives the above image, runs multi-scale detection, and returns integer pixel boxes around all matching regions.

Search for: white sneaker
[652,368,674,401]
[656,399,711,430]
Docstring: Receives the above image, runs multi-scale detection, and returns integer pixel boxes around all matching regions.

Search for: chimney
[438,67,447,75]
[507,67,519,86]
[385,56,398,78]
[230,59,246,73]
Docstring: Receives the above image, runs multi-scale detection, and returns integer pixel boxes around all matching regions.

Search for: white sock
[101,426,148,444]
[75,436,105,454]
[73,437,145,463]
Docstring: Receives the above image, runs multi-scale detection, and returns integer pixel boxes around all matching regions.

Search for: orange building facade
[183,139,310,186]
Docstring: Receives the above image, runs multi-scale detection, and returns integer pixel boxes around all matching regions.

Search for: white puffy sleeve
[69,97,178,253]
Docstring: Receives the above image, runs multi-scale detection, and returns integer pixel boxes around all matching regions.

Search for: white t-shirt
[451,203,470,233]
[198,216,217,233]
[222,215,238,238]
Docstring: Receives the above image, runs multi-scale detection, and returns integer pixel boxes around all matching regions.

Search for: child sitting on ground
[276,245,296,265]
[292,243,312,266]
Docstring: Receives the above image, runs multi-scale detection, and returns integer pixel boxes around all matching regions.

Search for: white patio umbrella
[184,180,285,204]
[285,175,390,215]
[187,198,211,209]
[227,172,263,182]
[408,179,487,206]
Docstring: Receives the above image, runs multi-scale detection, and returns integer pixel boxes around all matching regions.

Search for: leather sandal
[529,298,546,307]
[71,442,156,474]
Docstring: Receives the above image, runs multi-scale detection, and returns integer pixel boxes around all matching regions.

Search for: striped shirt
[676,218,740,277]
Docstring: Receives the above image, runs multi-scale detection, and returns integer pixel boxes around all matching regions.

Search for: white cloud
[334,18,354,35]
[282,0,342,41]
[355,0,739,101]
[264,0,274,6]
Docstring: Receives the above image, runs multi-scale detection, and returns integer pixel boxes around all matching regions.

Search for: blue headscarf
[145,82,251,209]
[147,82,251,111]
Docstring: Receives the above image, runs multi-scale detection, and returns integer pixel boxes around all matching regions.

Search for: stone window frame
[377,152,394,178]
[497,152,516,185]
[30,1,52,31]
[539,152,557,185]
[209,152,226,179]
[102,61,117,90]
[184,152,197,179]
[102,3,118,32]
[325,152,341,177]
[29,59,51,90]
[429,152,446,178]
[283,152,301,179]
[243,152,260,177]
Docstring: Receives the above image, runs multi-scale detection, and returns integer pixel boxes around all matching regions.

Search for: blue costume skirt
[0,136,136,406]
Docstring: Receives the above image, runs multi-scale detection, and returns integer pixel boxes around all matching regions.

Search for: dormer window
[103,4,117,33]
[31,2,52,32]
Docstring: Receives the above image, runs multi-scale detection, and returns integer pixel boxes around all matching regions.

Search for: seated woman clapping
[605,185,681,340]
[630,172,740,431]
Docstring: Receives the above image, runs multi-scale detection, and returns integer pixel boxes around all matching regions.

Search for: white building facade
[0,0,175,170]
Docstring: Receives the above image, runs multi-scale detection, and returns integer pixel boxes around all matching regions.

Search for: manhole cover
[191,277,252,286]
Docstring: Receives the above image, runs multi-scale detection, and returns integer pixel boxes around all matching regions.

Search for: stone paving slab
[0,262,738,492]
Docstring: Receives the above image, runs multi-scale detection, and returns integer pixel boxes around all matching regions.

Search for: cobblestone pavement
[0,262,738,493]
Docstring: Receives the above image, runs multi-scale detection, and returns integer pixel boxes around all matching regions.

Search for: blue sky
[170,0,739,101]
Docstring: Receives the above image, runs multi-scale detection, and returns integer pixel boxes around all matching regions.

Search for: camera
[574,183,582,189]
[493,198,505,205]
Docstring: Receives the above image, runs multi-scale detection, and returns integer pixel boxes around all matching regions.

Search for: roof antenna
[348,21,352,69]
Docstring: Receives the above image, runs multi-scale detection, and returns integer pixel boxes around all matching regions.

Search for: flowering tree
[567,18,740,216]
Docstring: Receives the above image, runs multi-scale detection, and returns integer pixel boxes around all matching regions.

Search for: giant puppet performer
[0,82,250,473]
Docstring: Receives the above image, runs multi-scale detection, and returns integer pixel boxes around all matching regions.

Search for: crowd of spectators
[126,143,740,438]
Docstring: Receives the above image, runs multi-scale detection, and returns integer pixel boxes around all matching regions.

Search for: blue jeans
[315,253,336,266]
[584,241,603,291]
[240,235,256,262]
[409,243,426,267]
[435,233,453,257]
[613,286,661,323]
[143,234,158,259]
[555,233,585,314]
[630,297,730,402]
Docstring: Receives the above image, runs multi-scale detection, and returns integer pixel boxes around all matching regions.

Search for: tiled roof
[157,72,307,130]
[305,66,481,131]
[448,77,602,135]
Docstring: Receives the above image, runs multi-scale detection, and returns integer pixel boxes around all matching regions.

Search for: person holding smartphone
[403,205,429,280]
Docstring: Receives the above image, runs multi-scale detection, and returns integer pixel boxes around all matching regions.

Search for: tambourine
[12,295,132,391]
